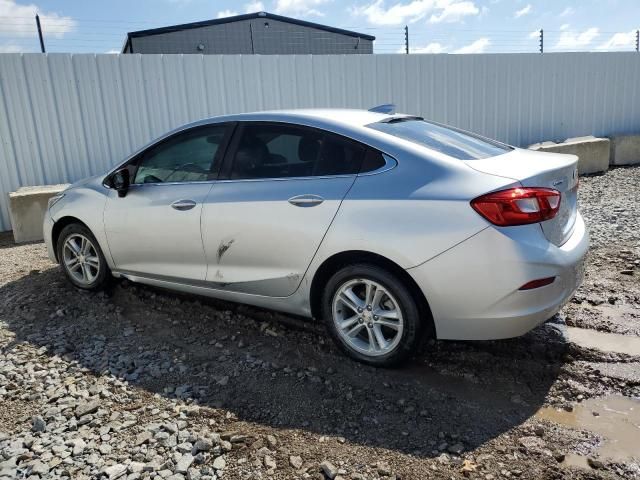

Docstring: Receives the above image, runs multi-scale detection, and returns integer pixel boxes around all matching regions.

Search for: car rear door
[103,123,233,281]
[200,122,365,297]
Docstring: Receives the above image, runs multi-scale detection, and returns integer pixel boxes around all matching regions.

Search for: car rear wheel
[57,223,110,290]
[321,263,423,367]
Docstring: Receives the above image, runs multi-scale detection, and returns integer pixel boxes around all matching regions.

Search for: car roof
[187,108,393,129]
[254,109,392,126]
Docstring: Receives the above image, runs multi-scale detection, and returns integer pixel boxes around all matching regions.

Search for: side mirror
[111,168,130,198]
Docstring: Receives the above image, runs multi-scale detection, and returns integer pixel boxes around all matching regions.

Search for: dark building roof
[123,11,376,49]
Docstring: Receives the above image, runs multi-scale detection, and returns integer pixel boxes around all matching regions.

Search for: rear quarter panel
[309,148,520,271]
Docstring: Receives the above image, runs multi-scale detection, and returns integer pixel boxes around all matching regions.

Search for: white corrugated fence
[1,52,639,232]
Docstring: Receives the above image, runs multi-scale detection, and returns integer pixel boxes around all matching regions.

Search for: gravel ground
[0,167,639,480]
[564,166,640,336]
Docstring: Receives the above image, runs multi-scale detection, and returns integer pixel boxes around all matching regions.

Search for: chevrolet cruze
[44,108,588,366]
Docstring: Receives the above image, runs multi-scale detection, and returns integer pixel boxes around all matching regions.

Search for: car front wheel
[57,223,110,290]
[321,263,424,367]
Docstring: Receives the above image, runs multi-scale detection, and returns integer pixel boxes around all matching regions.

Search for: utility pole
[404,25,409,54]
[539,28,543,53]
[35,14,45,53]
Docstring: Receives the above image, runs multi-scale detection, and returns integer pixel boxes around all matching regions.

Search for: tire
[321,263,424,367]
[56,223,110,291]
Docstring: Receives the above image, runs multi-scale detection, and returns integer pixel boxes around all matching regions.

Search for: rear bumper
[407,213,589,340]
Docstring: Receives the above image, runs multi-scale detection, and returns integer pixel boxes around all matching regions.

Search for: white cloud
[245,1,265,12]
[274,0,330,17]
[528,29,539,39]
[554,27,599,50]
[559,6,574,17]
[597,30,636,51]
[559,23,569,31]
[453,37,489,53]
[408,42,446,53]
[351,0,480,26]
[514,4,531,18]
[216,9,238,18]
[105,49,120,54]
[0,42,24,52]
[429,1,478,23]
[0,0,76,38]
[350,0,434,25]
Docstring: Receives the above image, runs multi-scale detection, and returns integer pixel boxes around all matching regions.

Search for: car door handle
[171,199,197,211]
[288,194,324,207]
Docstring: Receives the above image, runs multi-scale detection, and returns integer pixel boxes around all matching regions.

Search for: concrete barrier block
[8,184,69,243]
[528,136,609,175]
[609,134,640,166]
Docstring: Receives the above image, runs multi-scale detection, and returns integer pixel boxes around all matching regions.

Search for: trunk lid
[465,148,579,246]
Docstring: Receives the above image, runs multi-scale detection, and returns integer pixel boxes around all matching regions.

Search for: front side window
[134,125,228,184]
[229,124,365,180]
[368,119,511,160]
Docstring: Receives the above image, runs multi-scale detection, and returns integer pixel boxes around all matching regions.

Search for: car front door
[201,122,366,297]
[104,123,232,281]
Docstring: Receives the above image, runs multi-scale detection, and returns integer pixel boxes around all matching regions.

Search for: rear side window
[368,119,511,160]
[229,124,365,179]
[318,134,366,176]
[360,149,387,173]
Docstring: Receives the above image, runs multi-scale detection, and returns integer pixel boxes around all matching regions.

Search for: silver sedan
[44,108,588,366]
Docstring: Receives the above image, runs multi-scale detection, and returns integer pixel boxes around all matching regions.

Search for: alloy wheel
[62,234,101,286]
[332,278,404,357]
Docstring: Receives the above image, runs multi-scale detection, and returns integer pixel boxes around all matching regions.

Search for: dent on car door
[201,123,366,297]
[103,123,233,281]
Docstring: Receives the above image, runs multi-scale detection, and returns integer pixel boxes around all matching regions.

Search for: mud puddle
[565,326,640,356]
[536,395,640,464]
[586,303,640,335]
[561,453,592,469]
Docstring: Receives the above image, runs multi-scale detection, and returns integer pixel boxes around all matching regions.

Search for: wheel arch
[309,250,435,337]
[51,216,92,262]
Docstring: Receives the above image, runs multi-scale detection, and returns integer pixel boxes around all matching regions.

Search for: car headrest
[233,136,269,178]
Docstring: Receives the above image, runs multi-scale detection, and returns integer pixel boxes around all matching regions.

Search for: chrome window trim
[104,179,216,190]
[107,174,364,189]
[128,180,215,188]
[215,173,356,184]
[106,155,397,188]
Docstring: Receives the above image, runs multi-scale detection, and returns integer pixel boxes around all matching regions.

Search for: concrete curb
[8,184,69,243]
[609,135,640,166]
[528,136,610,175]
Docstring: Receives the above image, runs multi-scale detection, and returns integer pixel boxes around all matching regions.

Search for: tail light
[471,187,561,226]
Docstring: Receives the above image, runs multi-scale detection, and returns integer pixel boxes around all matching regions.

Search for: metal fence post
[539,29,544,53]
[404,25,409,54]
[35,14,45,53]
[636,30,639,52]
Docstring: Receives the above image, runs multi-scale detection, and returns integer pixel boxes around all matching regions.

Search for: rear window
[368,119,511,160]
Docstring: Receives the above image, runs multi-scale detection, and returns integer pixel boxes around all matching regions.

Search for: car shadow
[0,232,42,250]
[0,266,566,458]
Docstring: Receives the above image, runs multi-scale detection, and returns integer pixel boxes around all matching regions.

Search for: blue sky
[0,0,638,54]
